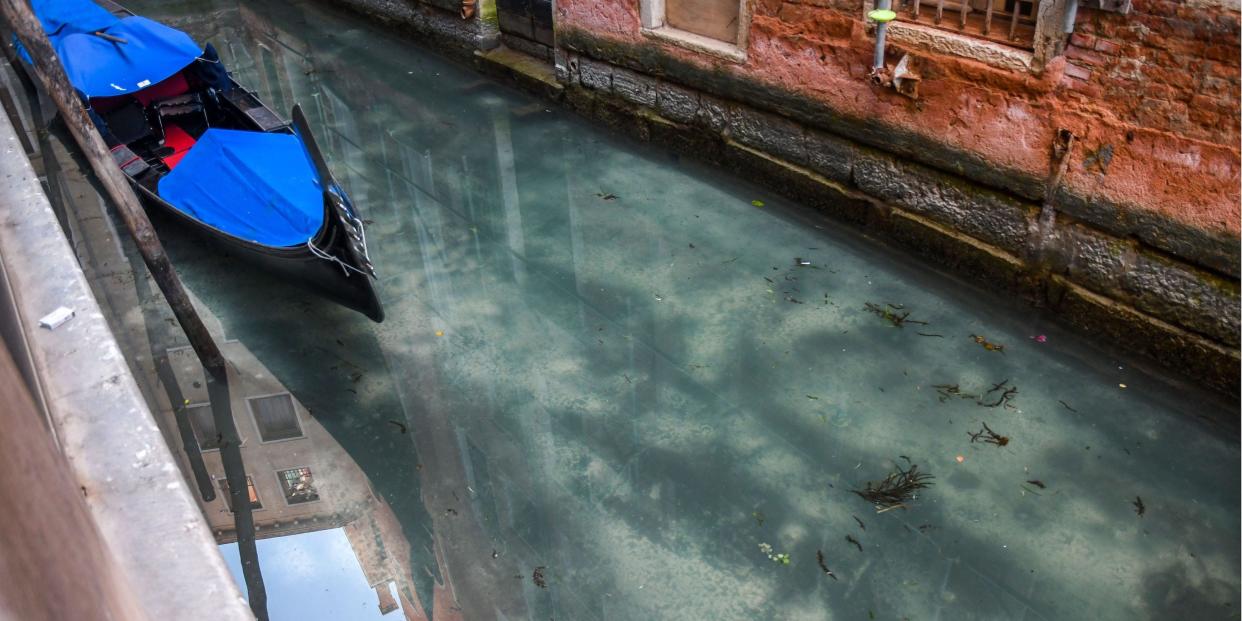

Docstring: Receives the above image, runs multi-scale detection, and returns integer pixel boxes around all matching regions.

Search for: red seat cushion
[134,72,190,106]
[162,124,197,169]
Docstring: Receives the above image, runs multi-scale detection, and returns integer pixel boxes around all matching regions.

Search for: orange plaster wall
[558,0,1241,237]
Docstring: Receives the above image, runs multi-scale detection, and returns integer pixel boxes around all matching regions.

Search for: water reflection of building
[162,342,460,621]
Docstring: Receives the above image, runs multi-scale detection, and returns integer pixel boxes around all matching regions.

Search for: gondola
[18,0,384,322]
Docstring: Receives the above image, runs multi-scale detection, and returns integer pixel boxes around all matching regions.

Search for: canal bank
[32,0,1242,618]
[325,0,1239,397]
[0,73,251,618]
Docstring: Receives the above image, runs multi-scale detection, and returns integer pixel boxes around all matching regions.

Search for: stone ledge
[556,26,1241,279]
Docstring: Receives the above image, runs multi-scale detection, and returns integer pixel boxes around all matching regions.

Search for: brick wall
[1064,1,1240,145]
[557,0,1241,241]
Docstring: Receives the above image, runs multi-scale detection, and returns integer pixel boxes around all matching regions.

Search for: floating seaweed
[816,550,838,580]
[981,379,1019,409]
[845,535,863,552]
[851,463,934,510]
[1133,496,1146,517]
[968,422,1010,447]
[758,542,790,565]
[864,302,929,328]
[971,334,1005,353]
[532,566,548,589]
[933,383,978,403]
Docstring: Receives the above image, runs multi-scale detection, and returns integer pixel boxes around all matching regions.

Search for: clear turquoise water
[94,1,1242,619]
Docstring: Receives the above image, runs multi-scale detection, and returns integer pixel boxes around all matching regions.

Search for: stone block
[695,94,730,133]
[1063,223,1130,295]
[578,57,612,91]
[726,106,808,168]
[1123,251,1241,346]
[611,66,658,108]
[854,151,1032,255]
[804,129,855,184]
[655,82,700,125]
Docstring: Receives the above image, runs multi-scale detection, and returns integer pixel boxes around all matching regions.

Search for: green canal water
[64,0,1242,619]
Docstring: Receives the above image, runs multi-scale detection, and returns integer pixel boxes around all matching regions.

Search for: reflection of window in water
[186,403,222,451]
[218,475,262,510]
[248,393,303,442]
[278,467,319,504]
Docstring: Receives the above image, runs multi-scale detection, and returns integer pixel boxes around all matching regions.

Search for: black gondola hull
[134,183,385,322]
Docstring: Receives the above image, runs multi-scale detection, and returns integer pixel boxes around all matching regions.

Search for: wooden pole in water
[0,2,269,619]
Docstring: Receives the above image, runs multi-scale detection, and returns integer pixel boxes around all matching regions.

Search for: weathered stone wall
[555,53,1237,393]
[319,0,1239,394]
[558,0,1240,247]
[328,0,498,59]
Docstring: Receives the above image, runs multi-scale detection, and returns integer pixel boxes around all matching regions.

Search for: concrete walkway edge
[0,103,253,619]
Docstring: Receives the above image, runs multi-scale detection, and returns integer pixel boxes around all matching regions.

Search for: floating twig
[933,383,978,403]
[917,332,944,338]
[845,535,863,552]
[851,463,934,510]
[1025,479,1046,489]
[853,515,866,530]
[1058,400,1078,413]
[865,302,929,328]
[816,550,838,580]
[968,421,1010,447]
[981,379,1019,409]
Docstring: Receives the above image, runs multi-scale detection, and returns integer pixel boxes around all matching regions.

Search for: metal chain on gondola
[307,187,375,278]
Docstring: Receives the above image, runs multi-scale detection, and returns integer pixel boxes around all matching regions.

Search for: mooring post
[0,2,268,619]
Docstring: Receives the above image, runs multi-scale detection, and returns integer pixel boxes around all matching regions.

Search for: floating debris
[492,549,499,559]
[981,379,1019,408]
[917,332,945,338]
[1026,479,1046,489]
[1031,334,1048,343]
[532,566,548,589]
[853,515,866,530]
[386,420,407,434]
[758,542,790,565]
[596,192,618,200]
[753,511,766,527]
[1133,496,1146,517]
[968,422,1010,447]
[1058,400,1078,413]
[971,334,1005,353]
[864,302,929,328]
[845,535,863,552]
[933,383,978,403]
[795,257,811,266]
[852,463,934,510]
[816,550,838,580]
[752,199,765,207]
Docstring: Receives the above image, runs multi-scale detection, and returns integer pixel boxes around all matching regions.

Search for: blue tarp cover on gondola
[32,0,118,38]
[52,16,202,98]
[158,129,325,247]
